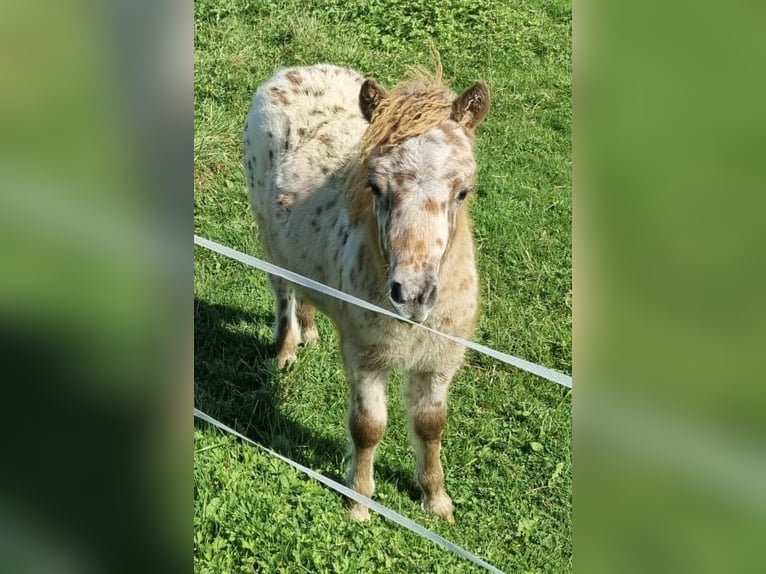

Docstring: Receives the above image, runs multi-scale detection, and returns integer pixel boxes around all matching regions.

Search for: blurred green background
[577,1,766,573]
[0,0,763,572]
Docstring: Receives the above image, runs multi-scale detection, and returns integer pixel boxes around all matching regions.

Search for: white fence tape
[195,408,505,574]
[193,235,572,389]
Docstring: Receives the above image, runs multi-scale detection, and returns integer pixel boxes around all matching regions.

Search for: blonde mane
[359,67,455,160]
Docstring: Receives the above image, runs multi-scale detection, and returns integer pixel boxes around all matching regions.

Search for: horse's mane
[359,65,455,160]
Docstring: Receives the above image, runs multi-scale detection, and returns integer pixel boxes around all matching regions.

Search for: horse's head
[358,77,490,322]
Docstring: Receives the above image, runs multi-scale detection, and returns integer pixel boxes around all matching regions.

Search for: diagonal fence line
[193,234,572,389]
[194,235,569,572]
[194,408,505,574]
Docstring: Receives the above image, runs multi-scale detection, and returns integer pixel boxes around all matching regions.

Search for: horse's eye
[457,188,471,203]
[369,183,382,198]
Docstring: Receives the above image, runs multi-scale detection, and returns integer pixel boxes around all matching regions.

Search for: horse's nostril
[425,282,438,306]
[416,282,438,307]
[390,281,405,304]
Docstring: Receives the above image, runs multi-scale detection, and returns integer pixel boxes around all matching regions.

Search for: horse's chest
[347,314,465,373]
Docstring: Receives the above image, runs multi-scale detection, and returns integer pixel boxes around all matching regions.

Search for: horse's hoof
[349,503,371,522]
[422,493,455,523]
[276,351,297,370]
[301,326,320,346]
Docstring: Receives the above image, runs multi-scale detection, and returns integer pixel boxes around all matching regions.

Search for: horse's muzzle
[388,275,439,322]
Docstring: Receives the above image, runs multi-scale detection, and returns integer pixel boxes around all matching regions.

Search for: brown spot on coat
[276,192,295,209]
[349,410,386,449]
[296,301,315,328]
[285,70,303,86]
[424,198,440,214]
[393,170,417,188]
[270,86,289,106]
[414,407,447,442]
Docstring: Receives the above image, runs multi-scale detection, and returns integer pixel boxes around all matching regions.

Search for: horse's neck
[440,207,474,283]
[339,157,388,294]
[358,200,388,288]
[340,156,372,228]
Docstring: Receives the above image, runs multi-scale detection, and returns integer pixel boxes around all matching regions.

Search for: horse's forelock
[359,87,454,160]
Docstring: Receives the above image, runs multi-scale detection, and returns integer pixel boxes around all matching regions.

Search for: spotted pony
[245,64,489,522]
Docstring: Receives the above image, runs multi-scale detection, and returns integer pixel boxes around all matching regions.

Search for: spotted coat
[245,64,490,523]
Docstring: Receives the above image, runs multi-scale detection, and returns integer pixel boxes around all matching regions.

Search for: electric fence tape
[194,235,572,388]
[195,408,504,573]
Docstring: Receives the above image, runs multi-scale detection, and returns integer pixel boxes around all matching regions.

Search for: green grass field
[194,0,571,571]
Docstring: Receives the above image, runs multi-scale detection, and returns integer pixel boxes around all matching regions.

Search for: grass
[194,0,571,572]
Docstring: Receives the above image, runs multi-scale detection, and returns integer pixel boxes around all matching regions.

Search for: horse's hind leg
[268,276,300,369]
[296,299,319,346]
[406,369,456,523]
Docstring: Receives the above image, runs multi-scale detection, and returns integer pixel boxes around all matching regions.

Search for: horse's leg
[342,341,388,521]
[268,276,300,369]
[296,299,319,346]
[405,369,456,523]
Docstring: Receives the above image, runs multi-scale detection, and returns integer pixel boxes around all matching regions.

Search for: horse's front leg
[342,342,388,521]
[406,369,457,523]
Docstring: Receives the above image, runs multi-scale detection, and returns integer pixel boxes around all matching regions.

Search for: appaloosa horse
[244,64,489,522]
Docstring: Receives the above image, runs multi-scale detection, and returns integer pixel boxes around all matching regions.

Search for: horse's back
[245,65,367,217]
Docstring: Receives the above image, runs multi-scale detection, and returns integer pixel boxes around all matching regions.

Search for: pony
[244,64,489,522]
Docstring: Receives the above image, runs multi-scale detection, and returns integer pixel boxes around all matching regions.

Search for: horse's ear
[451,81,490,130]
[359,78,387,122]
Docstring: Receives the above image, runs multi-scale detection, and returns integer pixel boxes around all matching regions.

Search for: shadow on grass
[193,297,420,502]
